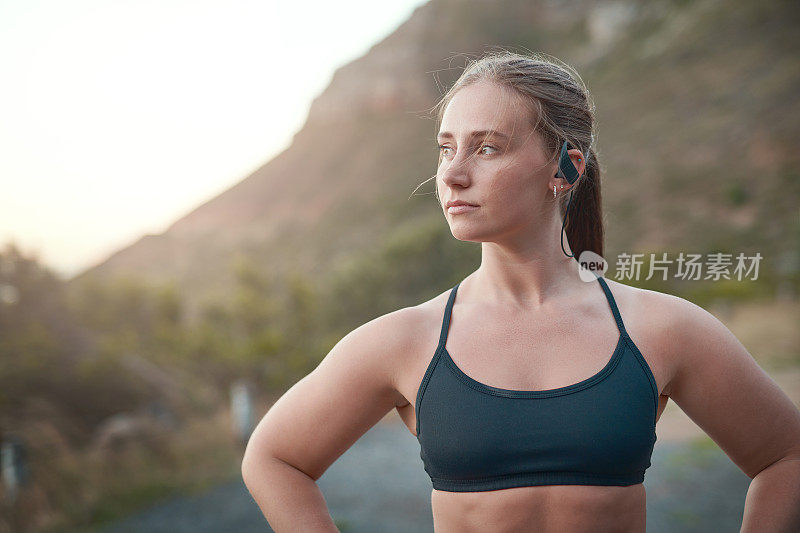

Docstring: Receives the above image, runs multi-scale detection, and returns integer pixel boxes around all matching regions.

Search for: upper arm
[241,307,415,482]
[665,296,800,478]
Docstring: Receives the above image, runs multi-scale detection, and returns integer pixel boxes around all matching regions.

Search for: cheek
[487,169,524,203]
[489,169,543,219]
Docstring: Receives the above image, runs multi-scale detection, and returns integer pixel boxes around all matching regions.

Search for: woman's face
[436,79,556,244]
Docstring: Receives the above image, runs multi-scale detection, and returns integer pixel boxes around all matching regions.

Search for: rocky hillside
[69,0,800,321]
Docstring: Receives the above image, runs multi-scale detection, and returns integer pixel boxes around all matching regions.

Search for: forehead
[438,80,530,138]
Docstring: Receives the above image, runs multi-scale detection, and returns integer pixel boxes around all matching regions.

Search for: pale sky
[0,0,429,279]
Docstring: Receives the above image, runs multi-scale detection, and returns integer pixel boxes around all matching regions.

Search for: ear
[567,149,586,178]
[553,145,585,189]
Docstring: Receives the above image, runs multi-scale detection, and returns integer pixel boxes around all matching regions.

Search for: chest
[441,315,626,392]
[418,337,658,476]
[395,295,673,438]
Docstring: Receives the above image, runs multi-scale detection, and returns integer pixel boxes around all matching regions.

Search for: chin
[449,225,490,243]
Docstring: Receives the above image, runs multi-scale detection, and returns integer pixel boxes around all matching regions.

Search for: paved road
[100,419,752,532]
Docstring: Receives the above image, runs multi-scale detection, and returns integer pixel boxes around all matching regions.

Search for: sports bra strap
[438,281,461,348]
[438,277,628,346]
[596,276,629,338]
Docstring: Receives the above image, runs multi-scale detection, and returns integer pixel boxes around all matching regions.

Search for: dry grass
[1,402,250,533]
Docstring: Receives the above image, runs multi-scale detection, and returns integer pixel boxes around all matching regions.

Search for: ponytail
[563,147,604,259]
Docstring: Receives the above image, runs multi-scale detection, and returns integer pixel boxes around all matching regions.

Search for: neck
[468,214,586,308]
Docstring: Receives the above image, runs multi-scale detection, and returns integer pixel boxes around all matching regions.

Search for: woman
[241,51,800,532]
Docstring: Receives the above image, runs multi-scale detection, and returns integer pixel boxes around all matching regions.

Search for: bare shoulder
[386,288,457,391]
[603,278,747,397]
[616,280,722,349]
[602,277,684,306]
[601,278,704,397]
[604,279,800,476]
[601,277,692,330]
[333,305,428,404]
[241,297,445,482]
[334,289,451,406]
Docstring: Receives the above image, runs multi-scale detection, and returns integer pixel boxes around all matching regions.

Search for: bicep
[242,310,409,481]
[667,298,800,478]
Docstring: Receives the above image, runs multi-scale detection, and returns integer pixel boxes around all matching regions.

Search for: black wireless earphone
[555,140,584,258]
[556,140,582,185]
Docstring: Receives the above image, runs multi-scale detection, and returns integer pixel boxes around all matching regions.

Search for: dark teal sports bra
[415,275,659,492]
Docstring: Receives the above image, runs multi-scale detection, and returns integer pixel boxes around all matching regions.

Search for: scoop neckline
[439,333,627,399]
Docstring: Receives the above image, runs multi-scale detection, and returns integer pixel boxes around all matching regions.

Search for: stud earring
[553,185,556,198]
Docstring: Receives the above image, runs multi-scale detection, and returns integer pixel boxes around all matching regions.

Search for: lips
[446,204,479,215]
[446,201,478,208]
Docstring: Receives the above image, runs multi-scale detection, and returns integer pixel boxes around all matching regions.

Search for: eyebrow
[436,129,510,141]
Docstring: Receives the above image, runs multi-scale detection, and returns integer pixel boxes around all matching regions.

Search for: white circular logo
[577,250,608,282]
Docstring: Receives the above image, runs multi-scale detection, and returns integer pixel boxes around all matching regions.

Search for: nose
[439,150,472,188]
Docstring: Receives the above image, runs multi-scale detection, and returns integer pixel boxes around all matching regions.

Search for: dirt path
[99,367,798,532]
[100,420,754,533]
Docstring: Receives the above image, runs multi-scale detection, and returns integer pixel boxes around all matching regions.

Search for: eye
[438,144,497,157]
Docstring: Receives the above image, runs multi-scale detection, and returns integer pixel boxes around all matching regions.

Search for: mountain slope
[70,0,800,320]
